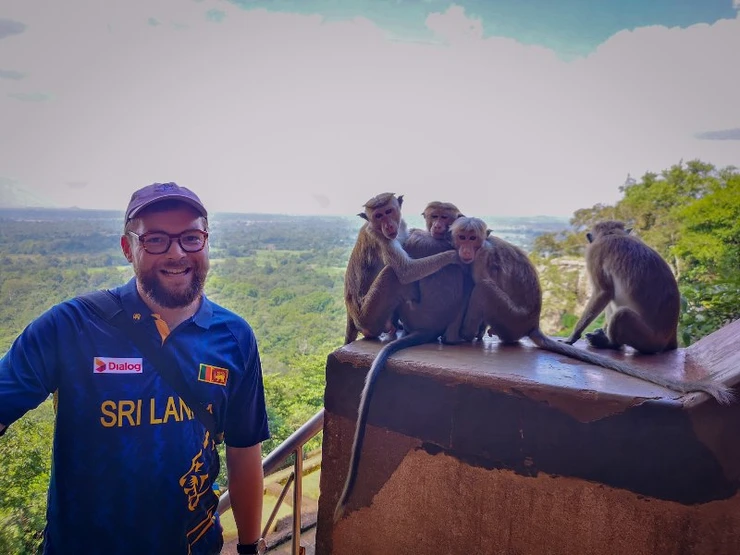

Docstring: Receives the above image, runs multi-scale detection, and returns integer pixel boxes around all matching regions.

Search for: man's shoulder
[205,300,254,334]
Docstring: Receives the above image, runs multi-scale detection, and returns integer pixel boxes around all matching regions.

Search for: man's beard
[137,261,208,309]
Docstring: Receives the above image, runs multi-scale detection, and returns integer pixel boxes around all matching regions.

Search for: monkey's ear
[586,232,593,243]
[625,228,633,235]
[458,213,465,218]
[397,195,404,207]
[486,229,492,238]
[358,212,368,221]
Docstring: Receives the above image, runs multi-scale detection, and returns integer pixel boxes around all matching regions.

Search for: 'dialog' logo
[93,357,143,374]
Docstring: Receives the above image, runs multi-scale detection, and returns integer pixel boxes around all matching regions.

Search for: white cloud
[425,5,483,43]
[0,2,738,218]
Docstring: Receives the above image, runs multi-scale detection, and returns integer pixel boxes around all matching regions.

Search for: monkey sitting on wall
[402,201,469,343]
[335,200,468,522]
[450,216,733,404]
[564,220,680,353]
[343,193,460,345]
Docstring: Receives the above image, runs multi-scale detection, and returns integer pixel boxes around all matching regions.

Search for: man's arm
[225,443,264,544]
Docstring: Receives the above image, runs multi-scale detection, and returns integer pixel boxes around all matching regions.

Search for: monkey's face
[425,209,457,240]
[369,200,402,240]
[455,236,482,264]
[450,217,487,264]
[453,231,485,264]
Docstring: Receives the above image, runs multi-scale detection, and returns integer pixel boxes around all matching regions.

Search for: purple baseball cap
[125,182,208,221]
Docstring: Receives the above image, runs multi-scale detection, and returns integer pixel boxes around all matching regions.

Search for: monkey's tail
[334,330,440,523]
[529,329,735,405]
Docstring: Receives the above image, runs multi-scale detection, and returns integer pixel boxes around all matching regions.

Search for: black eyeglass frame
[128,229,209,254]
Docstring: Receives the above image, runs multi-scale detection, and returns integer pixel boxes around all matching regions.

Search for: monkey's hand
[561,335,579,345]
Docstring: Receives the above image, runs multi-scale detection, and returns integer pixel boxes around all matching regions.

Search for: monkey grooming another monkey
[452,217,733,404]
[335,201,468,522]
[403,200,469,343]
[564,220,679,354]
[343,193,459,345]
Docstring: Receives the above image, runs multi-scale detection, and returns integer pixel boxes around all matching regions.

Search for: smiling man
[0,182,270,555]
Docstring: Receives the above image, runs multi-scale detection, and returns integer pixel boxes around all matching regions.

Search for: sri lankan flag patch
[198,364,229,386]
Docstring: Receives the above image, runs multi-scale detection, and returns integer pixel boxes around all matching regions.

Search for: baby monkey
[451,217,733,404]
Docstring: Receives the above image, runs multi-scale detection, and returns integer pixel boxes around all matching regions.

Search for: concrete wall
[316,320,740,555]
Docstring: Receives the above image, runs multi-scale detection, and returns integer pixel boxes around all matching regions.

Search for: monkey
[343,193,459,345]
[402,200,470,343]
[408,201,465,240]
[335,202,468,522]
[451,216,733,404]
[564,220,680,354]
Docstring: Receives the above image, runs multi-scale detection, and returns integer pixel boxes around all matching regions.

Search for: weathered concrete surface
[316,320,740,555]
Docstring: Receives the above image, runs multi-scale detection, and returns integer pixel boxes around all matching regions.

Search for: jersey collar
[117,278,213,330]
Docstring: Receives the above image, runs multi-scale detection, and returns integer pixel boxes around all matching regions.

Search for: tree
[674,170,740,343]
[0,401,54,555]
[619,160,720,273]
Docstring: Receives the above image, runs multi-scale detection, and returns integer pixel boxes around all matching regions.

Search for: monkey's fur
[335,201,467,522]
[565,220,679,353]
[453,217,733,404]
[343,193,459,345]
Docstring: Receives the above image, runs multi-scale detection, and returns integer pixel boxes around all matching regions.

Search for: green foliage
[206,253,345,371]
[0,256,132,354]
[0,400,54,555]
[531,230,585,258]
[673,172,740,343]
[262,353,326,455]
[618,160,719,268]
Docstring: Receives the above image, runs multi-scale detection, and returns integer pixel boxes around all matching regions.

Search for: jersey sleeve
[223,326,271,448]
[0,306,61,428]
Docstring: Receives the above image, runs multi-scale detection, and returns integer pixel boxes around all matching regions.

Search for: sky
[0,0,738,218]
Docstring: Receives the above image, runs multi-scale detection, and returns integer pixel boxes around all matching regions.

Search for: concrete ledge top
[332,319,740,415]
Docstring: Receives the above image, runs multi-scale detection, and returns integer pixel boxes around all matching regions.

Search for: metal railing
[218,409,325,555]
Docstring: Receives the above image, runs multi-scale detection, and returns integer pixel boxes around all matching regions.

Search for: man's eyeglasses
[128,229,209,255]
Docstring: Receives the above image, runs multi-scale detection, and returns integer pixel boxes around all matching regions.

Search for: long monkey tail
[334,330,440,523]
[529,328,734,405]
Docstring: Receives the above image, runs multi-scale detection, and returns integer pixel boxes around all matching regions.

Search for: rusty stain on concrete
[331,449,740,555]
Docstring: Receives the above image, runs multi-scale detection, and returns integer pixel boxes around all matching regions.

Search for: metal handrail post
[292,446,304,555]
[262,473,295,539]
[218,408,324,515]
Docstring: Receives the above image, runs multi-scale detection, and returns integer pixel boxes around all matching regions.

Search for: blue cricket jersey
[0,278,270,555]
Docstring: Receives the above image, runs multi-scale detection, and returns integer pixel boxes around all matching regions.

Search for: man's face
[121,204,209,309]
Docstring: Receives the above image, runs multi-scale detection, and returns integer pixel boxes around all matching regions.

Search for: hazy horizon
[0,205,571,224]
